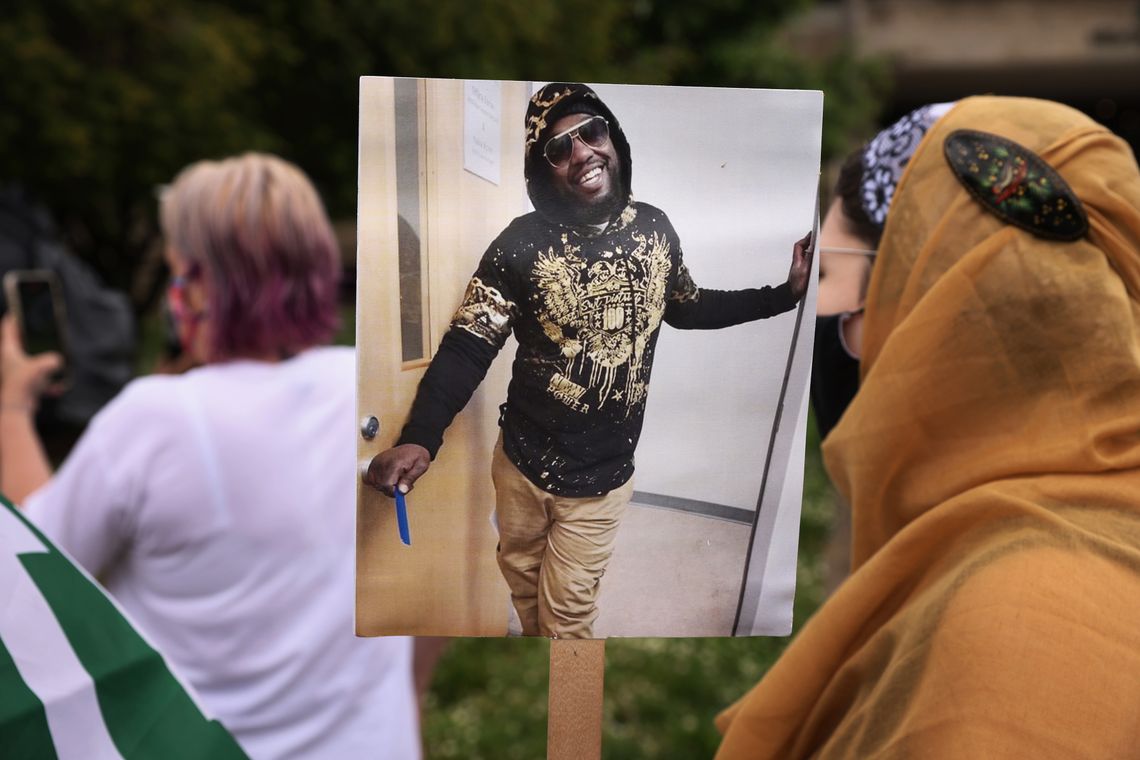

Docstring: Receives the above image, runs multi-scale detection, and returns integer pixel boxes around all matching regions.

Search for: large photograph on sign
[355,77,822,638]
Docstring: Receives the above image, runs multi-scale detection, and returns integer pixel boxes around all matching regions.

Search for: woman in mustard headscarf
[717,96,1140,757]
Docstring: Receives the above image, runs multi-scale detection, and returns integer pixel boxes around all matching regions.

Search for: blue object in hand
[395,489,411,546]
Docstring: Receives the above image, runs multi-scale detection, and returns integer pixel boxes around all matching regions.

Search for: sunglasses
[543,115,611,168]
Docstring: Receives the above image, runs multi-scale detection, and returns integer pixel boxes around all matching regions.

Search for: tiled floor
[594,501,753,638]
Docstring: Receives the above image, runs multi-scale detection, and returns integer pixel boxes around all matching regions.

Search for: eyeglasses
[543,116,610,168]
[820,246,877,257]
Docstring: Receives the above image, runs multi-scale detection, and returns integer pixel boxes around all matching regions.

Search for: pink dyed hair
[159,153,341,361]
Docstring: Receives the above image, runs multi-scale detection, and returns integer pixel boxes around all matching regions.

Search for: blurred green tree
[0,0,886,320]
[0,0,280,311]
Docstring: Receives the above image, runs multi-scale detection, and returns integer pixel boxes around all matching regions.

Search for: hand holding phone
[2,270,70,408]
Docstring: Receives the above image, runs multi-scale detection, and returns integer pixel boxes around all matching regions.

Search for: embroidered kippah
[861,103,955,228]
[943,129,1088,241]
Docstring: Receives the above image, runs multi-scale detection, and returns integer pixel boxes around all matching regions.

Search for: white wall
[589,83,822,512]
[588,84,823,635]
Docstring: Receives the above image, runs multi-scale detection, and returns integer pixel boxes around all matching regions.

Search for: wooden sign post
[547,640,605,759]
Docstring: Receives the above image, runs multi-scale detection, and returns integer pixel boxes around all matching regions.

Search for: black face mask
[810,314,861,440]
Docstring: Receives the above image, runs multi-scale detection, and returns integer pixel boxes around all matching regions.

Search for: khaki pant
[492,439,632,639]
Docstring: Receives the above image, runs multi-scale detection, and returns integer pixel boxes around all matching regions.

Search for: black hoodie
[397,83,796,497]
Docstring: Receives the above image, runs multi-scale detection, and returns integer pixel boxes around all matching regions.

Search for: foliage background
[0,0,887,322]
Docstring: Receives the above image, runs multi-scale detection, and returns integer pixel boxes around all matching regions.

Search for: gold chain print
[451,277,517,346]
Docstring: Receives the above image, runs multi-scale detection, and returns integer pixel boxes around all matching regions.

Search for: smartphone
[3,269,71,388]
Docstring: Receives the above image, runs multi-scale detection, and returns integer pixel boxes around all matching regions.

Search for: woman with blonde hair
[1,154,420,758]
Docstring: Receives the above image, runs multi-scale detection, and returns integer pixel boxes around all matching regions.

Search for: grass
[422,417,837,759]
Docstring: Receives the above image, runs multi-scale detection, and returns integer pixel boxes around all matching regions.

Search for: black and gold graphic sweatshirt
[396,83,798,497]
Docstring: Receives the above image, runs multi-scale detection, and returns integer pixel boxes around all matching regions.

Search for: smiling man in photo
[365,82,812,639]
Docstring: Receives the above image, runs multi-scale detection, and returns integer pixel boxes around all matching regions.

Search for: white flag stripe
[0,508,124,760]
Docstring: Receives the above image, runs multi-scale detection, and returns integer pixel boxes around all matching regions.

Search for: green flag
[0,496,247,759]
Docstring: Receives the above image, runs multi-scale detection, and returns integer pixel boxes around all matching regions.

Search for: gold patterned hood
[523,83,633,227]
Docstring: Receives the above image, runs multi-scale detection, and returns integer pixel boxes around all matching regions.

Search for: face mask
[810,313,861,440]
[166,274,208,357]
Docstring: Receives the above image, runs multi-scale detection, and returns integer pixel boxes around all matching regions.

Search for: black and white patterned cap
[862,102,955,227]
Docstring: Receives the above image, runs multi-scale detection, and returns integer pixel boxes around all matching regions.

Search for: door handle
[360,415,380,441]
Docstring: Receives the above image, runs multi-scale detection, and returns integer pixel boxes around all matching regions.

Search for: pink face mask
[166,274,207,354]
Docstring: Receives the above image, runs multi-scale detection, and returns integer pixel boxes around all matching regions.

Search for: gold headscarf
[717,96,1140,758]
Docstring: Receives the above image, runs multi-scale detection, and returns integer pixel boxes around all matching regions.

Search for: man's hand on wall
[363,444,431,497]
[788,231,814,301]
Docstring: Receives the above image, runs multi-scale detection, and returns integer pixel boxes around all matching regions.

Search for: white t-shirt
[25,347,420,760]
